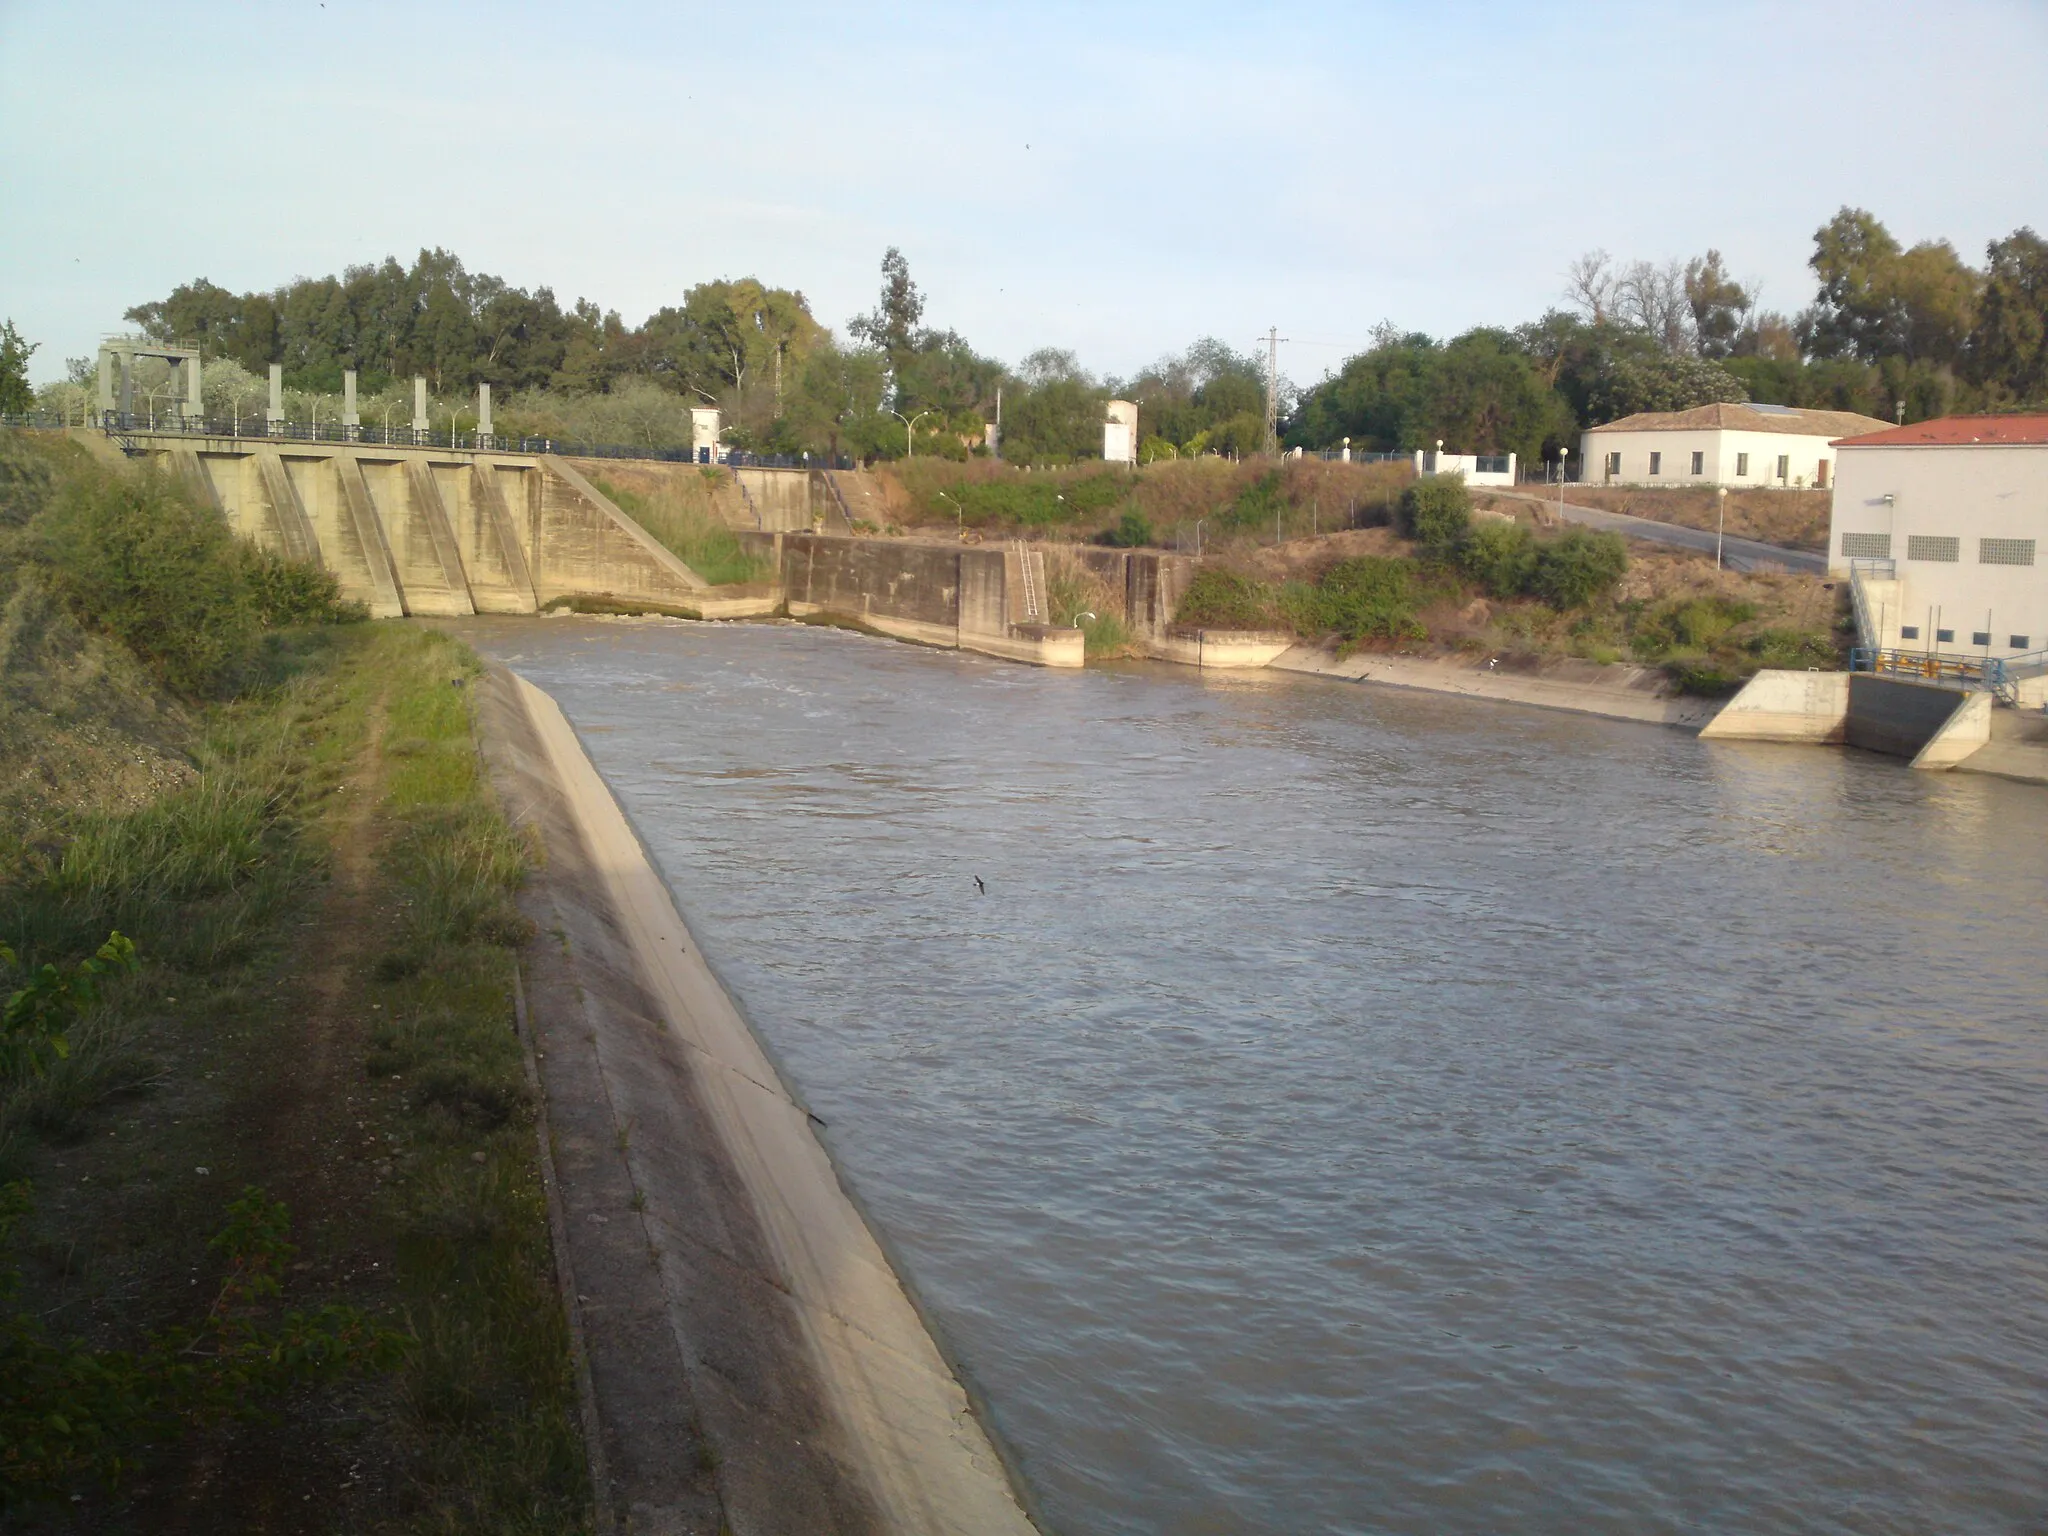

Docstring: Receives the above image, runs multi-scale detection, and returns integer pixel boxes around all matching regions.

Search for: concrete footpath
[475,669,1035,1536]
[1269,643,1725,730]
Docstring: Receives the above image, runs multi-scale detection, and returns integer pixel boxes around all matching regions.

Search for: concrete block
[1699,670,1849,742]
[1910,689,1992,770]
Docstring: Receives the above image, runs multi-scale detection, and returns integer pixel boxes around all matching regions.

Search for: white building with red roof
[1829,414,2048,667]
[1580,402,1893,488]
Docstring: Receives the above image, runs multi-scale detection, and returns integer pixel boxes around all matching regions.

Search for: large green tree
[0,321,36,414]
[1969,227,2048,403]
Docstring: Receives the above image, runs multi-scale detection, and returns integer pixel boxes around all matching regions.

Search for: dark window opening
[2011,635,2031,649]
[1690,451,1704,474]
[1900,625,1920,639]
[1649,451,1662,475]
[1936,628,1955,643]
[1972,631,1992,646]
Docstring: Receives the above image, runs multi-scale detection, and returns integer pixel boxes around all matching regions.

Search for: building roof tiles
[1585,402,1894,437]
[1832,413,2048,447]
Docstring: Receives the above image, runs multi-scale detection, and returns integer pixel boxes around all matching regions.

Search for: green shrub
[33,466,259,695]
[24,458,359,697]
[1217,470,1285,534]
[1306,556,1424,644]
[1746,626,1836,668]
[1174,567,1276,629]
[1629,595,1758,658]
[1101,509,1155,548]
[1398,476,1471,559]
[1667,660,1745,696]
[239,544,366,627]
[1529,527,1628,609]
[1459,520,1537,598]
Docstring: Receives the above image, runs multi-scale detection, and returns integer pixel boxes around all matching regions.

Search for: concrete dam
[120,431,1201,669]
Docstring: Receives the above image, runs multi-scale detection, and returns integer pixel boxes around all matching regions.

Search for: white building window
[1776,454,1789,480]
[1736,452,1749,475]
[1907,535,1960,563]
[1605,452,1620,477]
[1841,532,1890,559]
[1649,452,1661,475]
[1972,631,1992,646]
[1690,451,1704,474]
[1979,538,2037,566]
[2013,635,2032,649]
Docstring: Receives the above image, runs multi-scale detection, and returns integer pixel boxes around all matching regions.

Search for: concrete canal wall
[1704,668,1993,769]
[474,670,1037,1536]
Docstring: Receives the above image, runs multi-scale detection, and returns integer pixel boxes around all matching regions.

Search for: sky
[3,0,2045,387]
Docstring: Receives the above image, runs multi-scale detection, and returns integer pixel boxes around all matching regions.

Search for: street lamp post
[937,490,964,541]
[1558,446,1569,524]
[888,408,932,459]
[1716,486,1728,570]
[1194,517,1206,559]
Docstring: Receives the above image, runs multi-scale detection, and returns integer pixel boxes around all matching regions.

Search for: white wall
[1830,444,2048,658]
[1417,450,1515,486]
[1580,428,1841,488]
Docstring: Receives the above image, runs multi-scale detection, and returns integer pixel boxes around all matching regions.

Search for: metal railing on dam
[0,412,850,471]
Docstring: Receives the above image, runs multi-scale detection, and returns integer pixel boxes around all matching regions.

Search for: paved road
[1490,489,1827,574]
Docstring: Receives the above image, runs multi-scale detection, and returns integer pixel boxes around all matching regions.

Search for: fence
[0,412,850,470]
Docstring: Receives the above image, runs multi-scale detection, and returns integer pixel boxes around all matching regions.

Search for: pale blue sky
[4,0,2044,386]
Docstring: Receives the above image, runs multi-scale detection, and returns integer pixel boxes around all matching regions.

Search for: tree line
[23,206,2046,465]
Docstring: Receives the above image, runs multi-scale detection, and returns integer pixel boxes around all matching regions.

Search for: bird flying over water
[974,875,986,894]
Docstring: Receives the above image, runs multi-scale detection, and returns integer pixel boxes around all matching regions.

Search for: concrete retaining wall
[1149,630,1298,669]
[1703,668,1992,769]
[1845,674,1981,761]
[1700,670,1849,743]
[777,533,1082,667]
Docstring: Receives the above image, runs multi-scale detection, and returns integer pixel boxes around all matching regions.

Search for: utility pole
[1261,326,1287,456]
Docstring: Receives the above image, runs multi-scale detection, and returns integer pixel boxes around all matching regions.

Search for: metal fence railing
[1850,643,2048,707]
[0,412,850,470]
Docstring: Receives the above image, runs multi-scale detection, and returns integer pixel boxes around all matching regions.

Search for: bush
[1398,475,1471,559]
[1101,509,1155,548]
[1630,595,1756,657]
[1529,527,1628,609]
[33,465,262,696]
[1303,556,1423,644]
[1458,520,1537,598]
[1174,567,1275,629]
[239,545,365,627]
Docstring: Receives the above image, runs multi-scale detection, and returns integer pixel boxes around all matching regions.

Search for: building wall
[1580,428,1841,488]
[1829,443,2048,657]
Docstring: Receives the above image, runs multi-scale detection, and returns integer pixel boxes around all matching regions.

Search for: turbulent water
[457,616,2048,1536]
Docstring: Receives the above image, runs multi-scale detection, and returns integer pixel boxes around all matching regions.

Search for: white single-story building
[1828,413,2048,663]
[1582,402,1891,489]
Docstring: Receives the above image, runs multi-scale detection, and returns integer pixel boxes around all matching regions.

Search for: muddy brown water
[452,616,2048,1536]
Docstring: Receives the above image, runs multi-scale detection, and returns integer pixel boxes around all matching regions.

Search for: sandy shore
[475,668,1035,1535]
[1268,642,1725,730]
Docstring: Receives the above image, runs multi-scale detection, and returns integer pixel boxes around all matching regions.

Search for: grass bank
[875,455,1409,548]
[0,430,587,1528]
[582,466,768,585]
[1178,479,1846,693]
[2,624,588,1530]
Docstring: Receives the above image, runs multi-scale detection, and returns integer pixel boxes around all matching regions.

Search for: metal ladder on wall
[1010,540,1045,622]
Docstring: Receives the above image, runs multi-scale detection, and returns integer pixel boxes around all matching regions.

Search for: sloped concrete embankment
[474,669,1035,1536]
[1273,644,1725,727]
[1704,669,1992,768]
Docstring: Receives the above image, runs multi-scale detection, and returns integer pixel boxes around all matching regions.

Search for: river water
[458,616,2048,1536]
